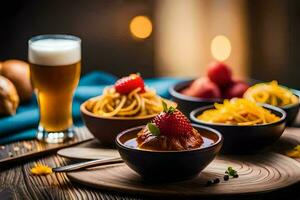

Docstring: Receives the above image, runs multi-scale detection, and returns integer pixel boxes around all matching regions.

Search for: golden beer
[28,35,81,143]
[30,62,80,131]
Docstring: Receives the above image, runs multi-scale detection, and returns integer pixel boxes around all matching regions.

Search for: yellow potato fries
[197,99,280,125]
[85,87,163,117]
[244,81,298,107]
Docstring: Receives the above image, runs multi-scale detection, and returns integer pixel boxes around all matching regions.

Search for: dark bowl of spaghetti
[81,86,176,146]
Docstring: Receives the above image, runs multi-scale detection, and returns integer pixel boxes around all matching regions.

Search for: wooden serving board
[67,153,300,197]
[59,127,300,197]
[58,147,119,161]
[57,140,119,160]
[0,127,93,167]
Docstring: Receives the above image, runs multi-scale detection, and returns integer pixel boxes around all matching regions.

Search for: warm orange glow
[211,35,231,61]
[130,16,152,39]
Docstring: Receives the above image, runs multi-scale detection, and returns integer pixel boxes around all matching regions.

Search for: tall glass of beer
[28,34,81,143]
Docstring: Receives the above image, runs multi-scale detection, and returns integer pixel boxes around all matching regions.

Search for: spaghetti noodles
[85,87,163,117]
[244,81,298,107]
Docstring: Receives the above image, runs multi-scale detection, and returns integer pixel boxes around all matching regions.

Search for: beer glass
[28,34,81,143]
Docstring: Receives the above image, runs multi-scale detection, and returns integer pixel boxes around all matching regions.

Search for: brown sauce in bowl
[121,128,218,151]
[124,136,215,150]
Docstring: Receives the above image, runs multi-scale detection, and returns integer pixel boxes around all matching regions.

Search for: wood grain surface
[3,150,299,200]
[0,154,142,200]
[1,126,300,199]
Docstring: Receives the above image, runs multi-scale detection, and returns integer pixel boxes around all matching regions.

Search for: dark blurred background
[0,0,154,77]
[0,0,300,88]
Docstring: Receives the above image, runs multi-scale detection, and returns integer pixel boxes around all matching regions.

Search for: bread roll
[0,75,19,115]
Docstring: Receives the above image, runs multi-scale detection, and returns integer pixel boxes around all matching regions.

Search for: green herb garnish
[225,166,238,177]
[147,123,160,136]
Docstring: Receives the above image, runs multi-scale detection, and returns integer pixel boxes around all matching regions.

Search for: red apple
[181,88,194,96]
[207,62,232,87]
[182,77,221,98]
[223,80,249,99]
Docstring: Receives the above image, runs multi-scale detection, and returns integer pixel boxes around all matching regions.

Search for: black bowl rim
[168,80,223,103]
[115,124,223,153]
[280,92,300,109]
[190,103,287,127]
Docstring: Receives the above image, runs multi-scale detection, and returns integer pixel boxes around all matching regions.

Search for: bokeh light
[211,35,231,61]
[130,16,152,39]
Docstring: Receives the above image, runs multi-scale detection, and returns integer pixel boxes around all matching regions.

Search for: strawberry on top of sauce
[147,101,193,137]
[114,74,145,94]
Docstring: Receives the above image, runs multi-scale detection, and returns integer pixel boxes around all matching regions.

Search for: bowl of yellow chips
[244,81,299,125]
[190,99,286,154]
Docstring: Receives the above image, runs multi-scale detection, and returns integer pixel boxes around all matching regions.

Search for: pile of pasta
[244,81,298,107]
[85,87,163,117]
[197,99,280,125]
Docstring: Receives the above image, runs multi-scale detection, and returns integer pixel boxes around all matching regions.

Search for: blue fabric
[0,71,184,144]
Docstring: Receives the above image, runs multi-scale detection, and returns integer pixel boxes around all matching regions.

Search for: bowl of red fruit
[169,62,249,116]
[116,102,223,182]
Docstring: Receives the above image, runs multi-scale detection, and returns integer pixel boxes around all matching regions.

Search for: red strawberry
[147,101,193,137]
[115,74,145,94]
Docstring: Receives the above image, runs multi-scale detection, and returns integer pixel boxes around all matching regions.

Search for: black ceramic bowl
[281,93,300,125]
[169,80,222,117]
[81,97,176,146]
[190,104,286,154]
[116,124,223,182]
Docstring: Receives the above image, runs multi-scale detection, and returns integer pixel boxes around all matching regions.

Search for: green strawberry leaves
[147,123,160,136]
[162,100,175,113]
[162,101,168,112]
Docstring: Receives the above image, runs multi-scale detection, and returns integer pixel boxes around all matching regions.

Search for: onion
[1,59,33,102]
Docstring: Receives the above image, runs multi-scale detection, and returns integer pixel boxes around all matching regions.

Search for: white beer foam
[29,39,81,66]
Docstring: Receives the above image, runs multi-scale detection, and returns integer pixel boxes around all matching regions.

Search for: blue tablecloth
[0,71,184,144]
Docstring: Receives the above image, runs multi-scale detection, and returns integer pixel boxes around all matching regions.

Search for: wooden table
[1,129,300,200]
